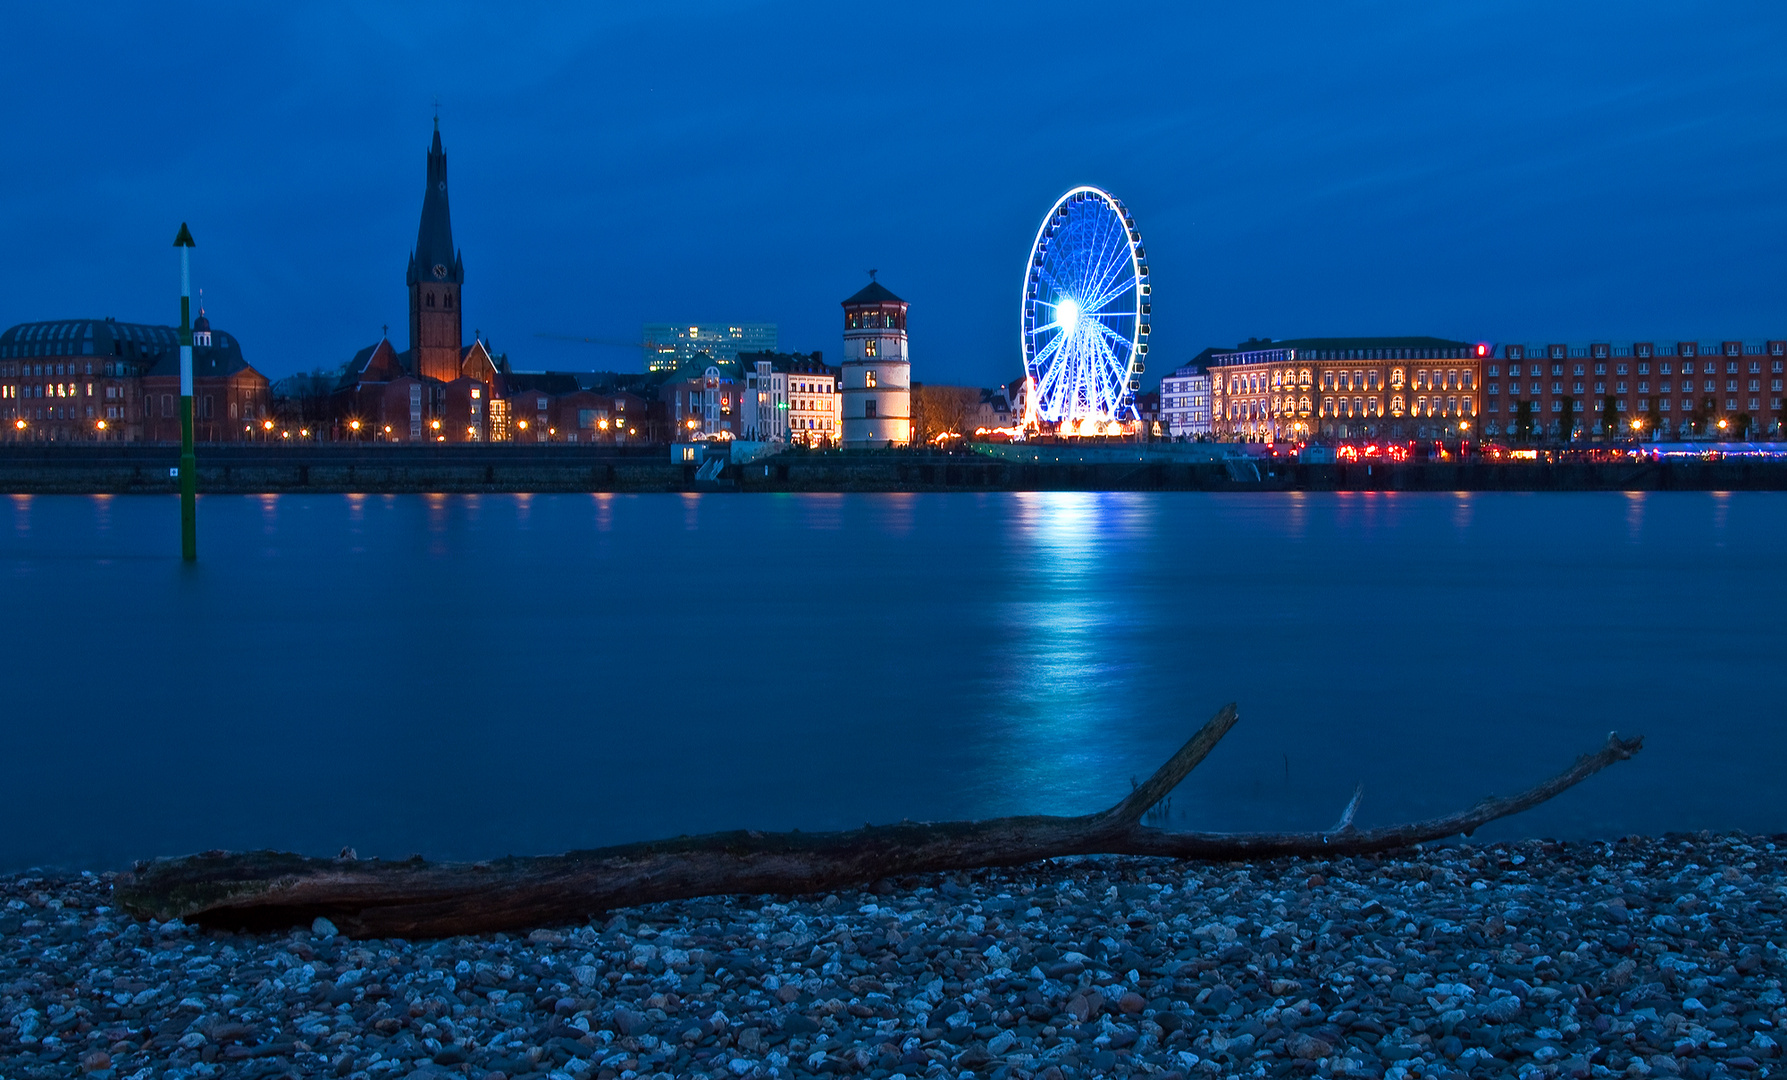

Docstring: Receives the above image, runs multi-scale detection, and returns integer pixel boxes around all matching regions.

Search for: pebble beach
[3,834,1783,1080]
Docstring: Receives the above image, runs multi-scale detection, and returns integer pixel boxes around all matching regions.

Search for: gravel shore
[3,834,1783,1080]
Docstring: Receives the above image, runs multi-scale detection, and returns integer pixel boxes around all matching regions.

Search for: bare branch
[1096,703,1238,829]
[1331,784,1364,833]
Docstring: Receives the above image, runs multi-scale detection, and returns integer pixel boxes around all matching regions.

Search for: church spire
[407,119,462,287]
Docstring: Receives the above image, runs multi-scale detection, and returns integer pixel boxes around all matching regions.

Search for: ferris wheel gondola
[1020,186,1150,435]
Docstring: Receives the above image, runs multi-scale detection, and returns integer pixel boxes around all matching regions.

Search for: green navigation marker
[174,223,196,561]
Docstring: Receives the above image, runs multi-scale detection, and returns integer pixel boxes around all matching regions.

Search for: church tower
[407,119,464,384]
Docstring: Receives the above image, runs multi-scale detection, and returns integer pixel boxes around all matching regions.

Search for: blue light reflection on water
[0,490,1782,872]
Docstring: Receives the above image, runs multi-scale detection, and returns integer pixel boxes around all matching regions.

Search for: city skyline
[0,3,1782,389]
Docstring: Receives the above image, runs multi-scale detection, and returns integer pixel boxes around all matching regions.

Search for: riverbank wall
[3,445,1786,493]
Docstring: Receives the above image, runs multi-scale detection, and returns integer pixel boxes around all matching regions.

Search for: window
[864,370,878,388]
[864,339,877,357]
[864,398,876,418]
[161,394,173,418]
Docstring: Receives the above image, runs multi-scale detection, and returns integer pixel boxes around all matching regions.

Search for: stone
[311,916,339,938]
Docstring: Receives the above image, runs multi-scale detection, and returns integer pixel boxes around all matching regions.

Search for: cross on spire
[867,268,878,281]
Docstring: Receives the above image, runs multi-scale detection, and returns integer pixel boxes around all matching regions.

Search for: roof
[0,318,250,374]
[334,339,410,391]
[1234,336,1474,353]
[497,371,582,396]
[841,279,905,306]
[406,121,463,287]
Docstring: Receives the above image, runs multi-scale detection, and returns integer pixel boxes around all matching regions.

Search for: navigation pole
[174,223,197,561]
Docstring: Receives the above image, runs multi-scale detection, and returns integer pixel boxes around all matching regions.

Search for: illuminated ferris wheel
[1021,186,1149,434]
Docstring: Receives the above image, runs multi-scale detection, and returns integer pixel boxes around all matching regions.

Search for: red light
[1477,344,1487,357]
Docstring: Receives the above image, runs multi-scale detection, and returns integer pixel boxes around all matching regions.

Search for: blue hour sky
[2,1,1783,385]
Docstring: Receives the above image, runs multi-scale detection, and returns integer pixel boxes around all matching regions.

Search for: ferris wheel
[1021,186,1150,434]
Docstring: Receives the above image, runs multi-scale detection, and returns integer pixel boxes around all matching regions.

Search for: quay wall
[2,445,1785,493]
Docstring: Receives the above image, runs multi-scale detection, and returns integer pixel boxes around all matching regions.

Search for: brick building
[1,315,268,443]
[1483,340,1787,441]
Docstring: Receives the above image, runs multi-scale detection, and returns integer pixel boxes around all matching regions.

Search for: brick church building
[332,120,500,441]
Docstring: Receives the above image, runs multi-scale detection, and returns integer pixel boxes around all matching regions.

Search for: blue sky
[2,1,1783,385]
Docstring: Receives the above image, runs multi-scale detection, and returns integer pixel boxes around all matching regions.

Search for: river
[2,490,1780,871]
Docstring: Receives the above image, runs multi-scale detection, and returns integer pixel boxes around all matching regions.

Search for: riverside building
[741,351,837,446]
[0,315,269,443]
[1159,359,1213,437]
[1209,336,1486,442]
[840,275,911,448]
[1482,340,1787,440]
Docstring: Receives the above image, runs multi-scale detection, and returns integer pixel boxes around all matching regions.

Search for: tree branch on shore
[115,705,1642,939]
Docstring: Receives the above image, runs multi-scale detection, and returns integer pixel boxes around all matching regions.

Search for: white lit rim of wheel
[1020,185,1149,436]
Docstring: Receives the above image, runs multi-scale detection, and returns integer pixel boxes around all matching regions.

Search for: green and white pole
[174,222,197,561]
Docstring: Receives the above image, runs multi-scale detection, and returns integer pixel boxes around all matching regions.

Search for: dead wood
[114,705,1641,938]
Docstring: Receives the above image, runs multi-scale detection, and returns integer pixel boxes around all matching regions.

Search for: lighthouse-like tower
[407,119,464,385]
[840,273,910,448]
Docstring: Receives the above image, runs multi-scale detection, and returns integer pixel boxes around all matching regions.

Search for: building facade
[1482,340,1787,440]
[1159,360,1213,438]
[642,324,777,375]
[1,316,268,443]
[1209,337,1485,442]
[740,351,837,445]
[839,276,911,448]
[662,366,747,439]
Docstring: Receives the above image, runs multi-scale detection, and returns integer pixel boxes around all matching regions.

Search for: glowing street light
[13,419,23,430]
[350,419,361,432]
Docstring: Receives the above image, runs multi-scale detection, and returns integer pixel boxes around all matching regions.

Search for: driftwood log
[116,705,1643,939]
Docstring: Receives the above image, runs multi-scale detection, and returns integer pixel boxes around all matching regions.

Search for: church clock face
[432,264,447,280]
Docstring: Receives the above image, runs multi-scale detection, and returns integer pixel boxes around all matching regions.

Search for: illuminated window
[1391,368,1405,389]
[864,339,878,357]
[865,370,878,388]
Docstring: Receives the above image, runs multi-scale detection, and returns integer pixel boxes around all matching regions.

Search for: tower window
[864,399,877,418]
[427,293,436,308]
[865,369,878,388]
[864,339,878,357]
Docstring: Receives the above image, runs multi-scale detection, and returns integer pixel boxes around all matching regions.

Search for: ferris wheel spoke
[1085,276,1137,317]
[1090,319,1133,360]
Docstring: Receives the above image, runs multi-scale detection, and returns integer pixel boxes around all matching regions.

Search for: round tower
[840,273,910,448]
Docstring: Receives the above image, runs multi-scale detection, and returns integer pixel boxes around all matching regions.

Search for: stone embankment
[4,446,1787,493]
[3,834,1784,1080]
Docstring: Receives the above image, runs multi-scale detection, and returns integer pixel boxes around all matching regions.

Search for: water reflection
[996,492,1156,812]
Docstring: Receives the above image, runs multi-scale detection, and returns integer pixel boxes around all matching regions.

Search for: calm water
[2,491,1782,872]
